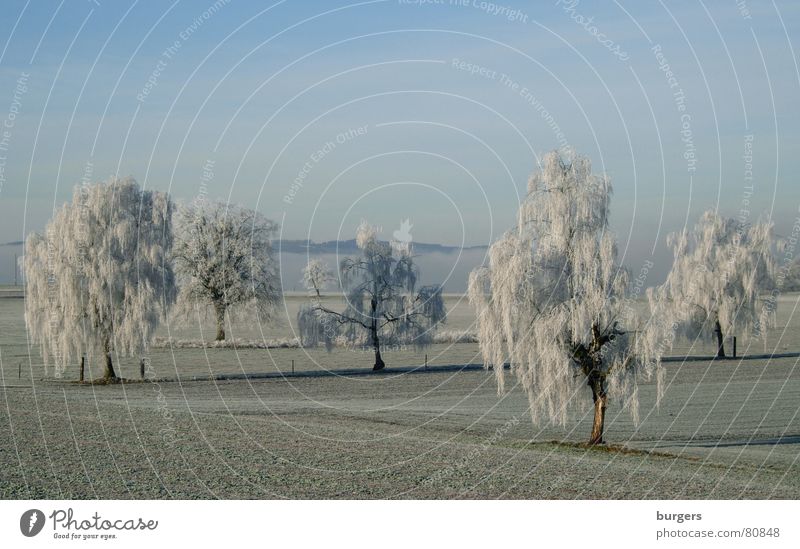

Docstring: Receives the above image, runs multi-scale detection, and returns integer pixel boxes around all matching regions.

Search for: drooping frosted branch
[469,150,663,426]
[24,177,176,376]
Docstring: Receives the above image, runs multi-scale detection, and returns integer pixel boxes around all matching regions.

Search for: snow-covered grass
[151,336,302,349]
[1,356,799,498]
[4,293,800,382]
[2,294,800,498]
[433,329,478,344]
[150,331,479,349]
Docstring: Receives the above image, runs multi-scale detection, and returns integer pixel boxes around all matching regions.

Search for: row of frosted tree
[25,149,779,444]
[468,150,777,444]
[24,177,445,380]
[25,179,283,381]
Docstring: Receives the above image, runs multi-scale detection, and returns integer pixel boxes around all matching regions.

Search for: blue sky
[0,0,798,281]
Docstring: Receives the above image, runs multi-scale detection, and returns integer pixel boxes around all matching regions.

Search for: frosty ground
[1,294,799,498]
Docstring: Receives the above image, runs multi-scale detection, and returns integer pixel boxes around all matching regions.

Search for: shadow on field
[690,436,800,448]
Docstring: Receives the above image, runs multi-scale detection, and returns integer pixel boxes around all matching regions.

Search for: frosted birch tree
[298,222,446,370]
[648,210,775,358]
[24,177,176,380]
[468,150,663,444]
[173,199,281,341]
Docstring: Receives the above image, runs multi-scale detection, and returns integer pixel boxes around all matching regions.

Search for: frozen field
[3,293,798,382]
[0,293,799,498]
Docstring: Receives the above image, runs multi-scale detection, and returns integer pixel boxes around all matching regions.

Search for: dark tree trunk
[714,319,726,358]
[370,297,385,371]
[588,376,607,445]
[372,337,385,371]
[577,326,610,444]
[79,356,85,382]
[215,303,226,341]
[103,353,117,380]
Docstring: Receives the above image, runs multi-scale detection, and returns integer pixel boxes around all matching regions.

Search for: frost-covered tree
[302,258,335,297]
[771,254,800,293]
[298,222,446,370]
[173,200,281,341]
[24,177,175,380]
[468,150,663,444]
[649,210,775,358]
[785,258,800,292]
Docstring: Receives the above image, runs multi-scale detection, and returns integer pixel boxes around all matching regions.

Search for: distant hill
[0,238,489,289]
[276,240,489,292]
[4,239,483,253]
[275,239,486,254]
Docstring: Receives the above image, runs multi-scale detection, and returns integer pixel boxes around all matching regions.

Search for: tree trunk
[103,353,117,380]
[714,319,726,358]
[588,377,607,445]
[79,356,85,382]
[372,336,385,371]
[215,303,226,341]
[370,297,385,371]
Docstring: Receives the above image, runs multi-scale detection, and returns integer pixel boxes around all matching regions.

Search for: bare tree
[298,222,446,370]
[173,199,281,341]
[649,210,775,358]
[469,150,663,444]
[24,177,175,380]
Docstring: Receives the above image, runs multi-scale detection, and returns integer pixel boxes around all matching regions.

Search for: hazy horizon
[1,0,798,289]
